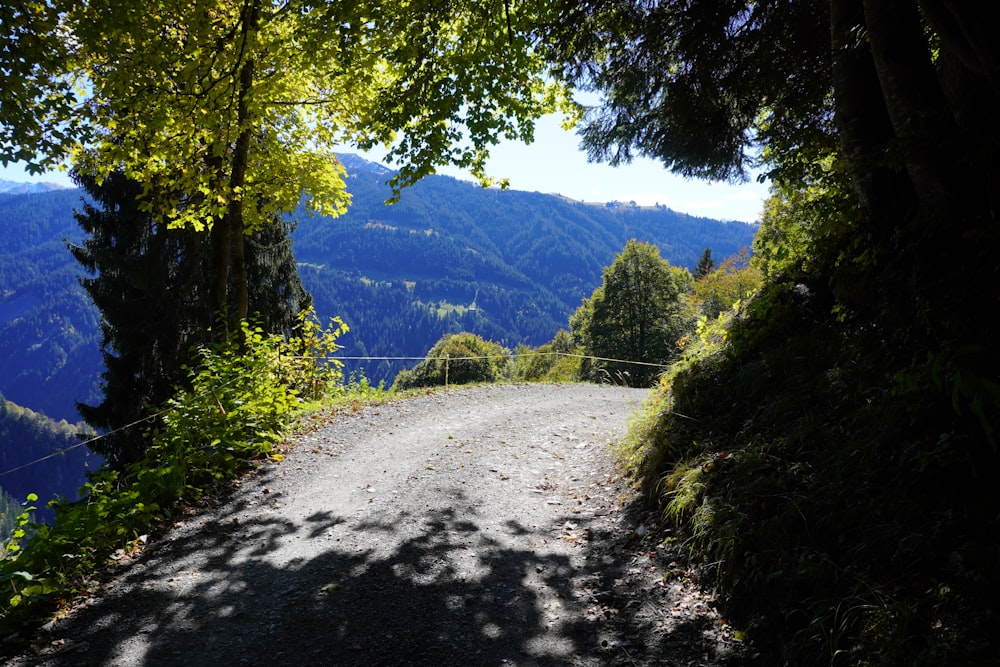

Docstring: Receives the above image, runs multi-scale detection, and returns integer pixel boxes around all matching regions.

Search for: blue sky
[432,113,769,223]
[1,112,769,223]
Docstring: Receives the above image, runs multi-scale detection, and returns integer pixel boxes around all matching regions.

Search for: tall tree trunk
[829,0,908,226]
[223,0,260,326]
[920,0,1000,224]
[210,211,231,332]
[918,0,1000,97]
[863,0,956,219]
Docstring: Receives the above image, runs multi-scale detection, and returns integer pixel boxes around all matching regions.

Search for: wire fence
[0,350,665,482]
[0,374,245,481]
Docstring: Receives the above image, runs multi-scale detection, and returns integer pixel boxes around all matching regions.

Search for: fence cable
[0,374,244,481]
[0,350,664,481]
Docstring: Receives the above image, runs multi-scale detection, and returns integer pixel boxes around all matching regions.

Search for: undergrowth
[0,312,385,651]
[619,281,1000,665]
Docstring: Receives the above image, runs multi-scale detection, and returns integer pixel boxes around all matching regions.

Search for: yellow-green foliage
[393,332,512,390]
[751,175,853,282]
[511,330,583,383]
[276,309,352,404]
[616,309,732,487]
[691,248,762,320]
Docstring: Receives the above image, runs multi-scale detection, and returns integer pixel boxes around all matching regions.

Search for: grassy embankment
[615,284,999,665]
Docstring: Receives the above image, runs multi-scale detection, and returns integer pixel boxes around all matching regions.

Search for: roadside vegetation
[392,240,757,392]
[0,314,385,646]
[615,184,1000,663]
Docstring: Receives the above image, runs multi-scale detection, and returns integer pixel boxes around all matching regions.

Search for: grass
[615,280,1000,665]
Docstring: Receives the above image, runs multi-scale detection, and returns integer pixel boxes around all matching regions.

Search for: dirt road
[10,384,743,666]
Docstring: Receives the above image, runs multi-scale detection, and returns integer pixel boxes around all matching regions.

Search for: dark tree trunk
[226,0,260,325]
[210,211,232,332]
[209,0,259,331]
[863,0,957,219]
[829,0,910,227]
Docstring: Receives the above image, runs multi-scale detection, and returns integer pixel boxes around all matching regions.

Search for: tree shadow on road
[23,475,742,666]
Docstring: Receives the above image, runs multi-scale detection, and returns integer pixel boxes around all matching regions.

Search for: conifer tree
[70,171,308,467]
[694,247,715,279]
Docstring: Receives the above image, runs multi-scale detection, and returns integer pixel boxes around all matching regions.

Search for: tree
[692,248,762,319]
[70,170,309,467]
[570,240,691,387]
[2,0,575,327]
[750,176,853,282]
[545,0,1000,336]
[545,2,1000,662]
[0,3,84,169]
[693,248,715,279]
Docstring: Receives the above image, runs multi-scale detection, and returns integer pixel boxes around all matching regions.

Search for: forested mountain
[0,156,757,420]
[297,154,757,381]
[0,395,99,526]
[0,180,68,195]
[0,190,104,421]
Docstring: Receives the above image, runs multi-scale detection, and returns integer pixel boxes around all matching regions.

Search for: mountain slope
[0,159,757,420]
[0,396,100,524]
[296,156,757,380]
[0,191,103,421]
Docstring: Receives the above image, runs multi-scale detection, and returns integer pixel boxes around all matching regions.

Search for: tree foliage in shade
[544,0,834,184]
[547,0,1000,662]
[570,240,691,387]
[546,0,999,333]
[70,170,309,467]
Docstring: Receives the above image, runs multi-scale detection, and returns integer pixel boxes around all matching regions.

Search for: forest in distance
[0,156,755,522]
[0,154,756,424]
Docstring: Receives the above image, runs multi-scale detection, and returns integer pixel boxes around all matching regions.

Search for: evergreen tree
[694,247,715,279]
[70,171,309,467]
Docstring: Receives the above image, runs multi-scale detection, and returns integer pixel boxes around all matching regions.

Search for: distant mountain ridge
[295,154,757,380]
[0,395,99,524]
[0,179,71,194]
[0,155,758,422]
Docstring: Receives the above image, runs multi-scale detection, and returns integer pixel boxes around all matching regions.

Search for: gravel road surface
[9,384,744,666]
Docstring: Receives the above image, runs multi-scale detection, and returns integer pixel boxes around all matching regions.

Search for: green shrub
[511,330,582,383]
[621,281,1000,665]
[393,332,511,390]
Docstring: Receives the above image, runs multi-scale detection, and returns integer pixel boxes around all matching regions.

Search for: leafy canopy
[2,0,577,230]
[570,239,691,387]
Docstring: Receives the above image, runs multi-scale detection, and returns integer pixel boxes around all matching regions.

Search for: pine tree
[694,247,715,279]
[70,171,309,467]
